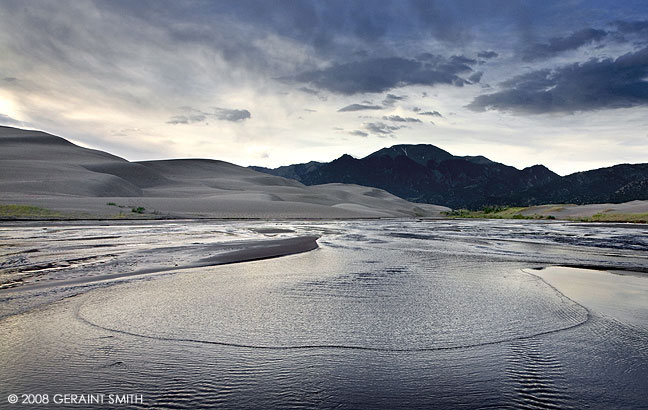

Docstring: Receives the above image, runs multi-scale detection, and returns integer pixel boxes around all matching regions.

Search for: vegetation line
[442,205,647,223]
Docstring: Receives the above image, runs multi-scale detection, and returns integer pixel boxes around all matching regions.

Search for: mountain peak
[249,142,648,209]
[521,164,559,177]
[461,155,494,165]
[365,144,454,166]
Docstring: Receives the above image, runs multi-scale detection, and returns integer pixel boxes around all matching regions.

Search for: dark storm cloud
[167,107,251,124]
[613,20,648,34]
[419,111,443,117]
[299,87,320,95]
[382,115,421,123]
[468,71,483,83]
[382,93,406,106]
[199,0,509,51]
[214,108,251,122]
[365,121,403,136]
[521,28,609,61]
[612,20,648,45]
[468,47,648,114]
[338,104,383,112]
[298,87,327,101]
[115,0,510,71]
[0,0,618,98]
[294,56,474,94]
[477,50,498,59]
[417,53,476,73]
[447,55,477,65]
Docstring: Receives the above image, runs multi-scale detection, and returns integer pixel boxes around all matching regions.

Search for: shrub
[482,205,507,214]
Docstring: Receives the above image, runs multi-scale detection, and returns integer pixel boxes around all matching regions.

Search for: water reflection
[0,219,647,409]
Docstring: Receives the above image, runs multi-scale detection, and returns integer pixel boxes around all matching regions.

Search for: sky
[1,0,647,175]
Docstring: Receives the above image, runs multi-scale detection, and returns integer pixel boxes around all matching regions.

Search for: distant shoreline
[443,203,648,223]
[2,201,647,223]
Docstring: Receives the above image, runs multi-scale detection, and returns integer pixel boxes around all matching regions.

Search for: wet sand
[1,235,319,294]
[530,266,648,327]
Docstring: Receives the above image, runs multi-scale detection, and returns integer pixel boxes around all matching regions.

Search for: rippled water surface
[1,219,647,409]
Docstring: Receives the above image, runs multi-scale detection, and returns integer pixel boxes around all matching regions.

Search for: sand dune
[0,126,449,218]
[520,200,648,219]
[0,127,144,197]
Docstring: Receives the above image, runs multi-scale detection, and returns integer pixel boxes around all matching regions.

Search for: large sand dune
[0,126,448,218]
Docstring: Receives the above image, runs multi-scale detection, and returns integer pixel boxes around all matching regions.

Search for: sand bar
[528,266,648,327]
[2,235,319,294]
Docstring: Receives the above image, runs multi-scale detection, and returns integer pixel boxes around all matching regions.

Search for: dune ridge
[0,126,448,219]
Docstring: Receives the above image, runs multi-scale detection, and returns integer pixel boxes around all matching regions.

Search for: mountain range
[251,144,648,209]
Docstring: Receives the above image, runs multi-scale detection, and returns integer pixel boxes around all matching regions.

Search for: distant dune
[0,126,448,219]
[519,201,648,221]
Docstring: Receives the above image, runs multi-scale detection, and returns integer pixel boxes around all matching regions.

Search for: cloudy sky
[1,0,647,174]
